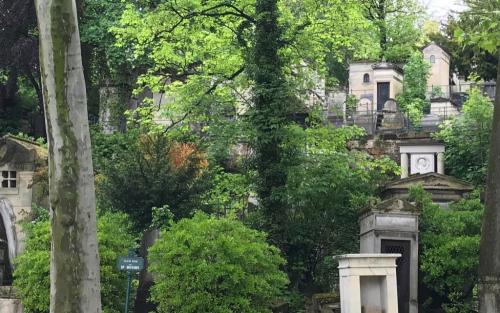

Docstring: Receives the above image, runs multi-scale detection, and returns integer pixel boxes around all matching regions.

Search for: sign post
[117,250,144,313]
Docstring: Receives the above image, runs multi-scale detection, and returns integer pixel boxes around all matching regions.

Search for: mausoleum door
[381,239,410,313]
[377,82,390,111]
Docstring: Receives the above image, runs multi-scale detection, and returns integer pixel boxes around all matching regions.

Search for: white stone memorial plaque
[410,153,434,174]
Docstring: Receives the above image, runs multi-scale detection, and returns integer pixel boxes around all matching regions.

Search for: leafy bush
[434,88,493,185]
[411,186,482,313]
[14,209,137,313]
[148,212,288,313]
[396,51,430,125]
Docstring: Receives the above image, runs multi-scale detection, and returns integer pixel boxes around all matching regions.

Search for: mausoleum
[0,135,47,313]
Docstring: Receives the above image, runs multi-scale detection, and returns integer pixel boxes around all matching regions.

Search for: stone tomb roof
[0,135,47,171]
[382,172,474,203]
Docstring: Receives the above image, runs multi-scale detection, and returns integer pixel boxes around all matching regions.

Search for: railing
[324,83,496,109]
[326,105,459,135]
[425,83,496,103]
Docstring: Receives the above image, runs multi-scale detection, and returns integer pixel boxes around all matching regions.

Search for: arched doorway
[0,199,16,285]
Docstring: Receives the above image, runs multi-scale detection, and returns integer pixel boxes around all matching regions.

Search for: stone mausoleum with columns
[355,137,473,313]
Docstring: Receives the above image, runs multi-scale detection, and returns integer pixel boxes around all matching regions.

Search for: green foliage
[455,0,500,55]
[0,77,41,137]
[431,85,444,98]
[260,124,398,291]
[345,95,358,112]
[410,186,483,313]
[396,51,430,125]
[201,166,251,216]
[111,0,372,134]
[383,1,426,63]
[434,89,493,185]
[12,132,46,147]
[13,209,51,313]
[149,212,288,313]
[92,122,211,230]
[429,16,498,81]
[14,209,137,313]
[150,205,175,230]
[360,0,426,62]
[97,212,138,313]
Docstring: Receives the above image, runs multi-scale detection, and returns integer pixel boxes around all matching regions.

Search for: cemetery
[0,0,499,312]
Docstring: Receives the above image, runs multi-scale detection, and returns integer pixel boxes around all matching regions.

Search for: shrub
[14,209,137,313]
[148,212,288,313]
[411,186,482,313]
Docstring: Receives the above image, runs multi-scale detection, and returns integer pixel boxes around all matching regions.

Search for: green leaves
[149,212,288,313]
[414,186,483,312]
[14,210,137,313]
[271,124,398,290]
[396,51,431,125]
[434,88,493,185]
[456,0,500,54]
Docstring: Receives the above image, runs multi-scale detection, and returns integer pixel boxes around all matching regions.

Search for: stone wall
[0,287,22,313]
[349,133,438,164]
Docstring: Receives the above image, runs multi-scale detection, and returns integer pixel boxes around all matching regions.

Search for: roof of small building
[422,41,451,60]
[384,172,474,192]
[372,61,404,74]
[0,134,48,168]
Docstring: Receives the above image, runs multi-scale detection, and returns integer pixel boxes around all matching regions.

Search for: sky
[420,0,467,22]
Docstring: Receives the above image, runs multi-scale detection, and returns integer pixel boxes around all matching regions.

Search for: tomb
[360,199,419,313]
[399,143,445,178]
[382,172,473,205]
[337,254,400,313]
[0,135,47,313]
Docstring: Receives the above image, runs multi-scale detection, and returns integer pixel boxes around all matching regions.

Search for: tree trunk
[27,70,47,138]
[479,48,500,313]
[377,0,387,59]
[34,0,102,312]
[252,0,289,238]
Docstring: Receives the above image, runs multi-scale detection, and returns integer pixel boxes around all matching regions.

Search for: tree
[270,124,398,293]
[34,0,101,311]
[434,89,493,185]
[0,0,44,136]
[455,1,500,311]
[148,212,288,313]
[429,16,498,81]
[111,0,371,134]
[14,209,136,313]
[396,51,430,124]
[250,0,292,246]
[360,0,425,62]
[92,111,211,230]
[412,187,483,313]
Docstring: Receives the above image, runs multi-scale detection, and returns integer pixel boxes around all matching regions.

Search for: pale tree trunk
[479,48,500,313]
[35,0,102,312]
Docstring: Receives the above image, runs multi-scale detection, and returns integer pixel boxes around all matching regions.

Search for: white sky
[420,0,467,22]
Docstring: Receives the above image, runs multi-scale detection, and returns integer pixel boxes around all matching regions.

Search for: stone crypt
[0,135,47,313]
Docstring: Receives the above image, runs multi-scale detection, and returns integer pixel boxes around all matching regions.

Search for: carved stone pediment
[373,198,417,213]
[382,172,474,203]
[384,172,473,192]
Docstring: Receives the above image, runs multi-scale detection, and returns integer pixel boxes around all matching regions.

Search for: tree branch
[163,66,246,133]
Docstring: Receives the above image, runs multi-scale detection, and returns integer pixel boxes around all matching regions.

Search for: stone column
[400,153,409,178]
[385,272,399,313]
[339,275,362,313]
[437,152,445,174]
